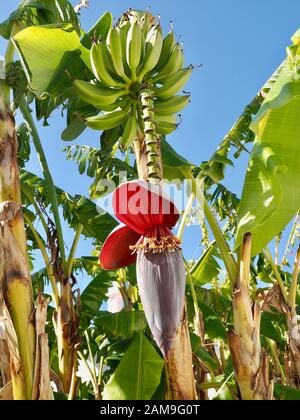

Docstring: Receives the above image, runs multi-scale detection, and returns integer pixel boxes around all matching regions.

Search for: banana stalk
[134,98,196,399]
[228,233,273,400]
[139,88,162,181]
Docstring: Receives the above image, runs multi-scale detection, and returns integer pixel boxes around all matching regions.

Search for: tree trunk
[134,135,196,400]
[0,99,36,399]
[228,233,273,400]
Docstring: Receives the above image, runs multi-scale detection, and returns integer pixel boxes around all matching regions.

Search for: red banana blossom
[100,180,186,358]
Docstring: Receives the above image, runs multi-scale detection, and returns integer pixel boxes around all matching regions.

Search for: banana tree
[0,0,86,399]
[6,2,300,401]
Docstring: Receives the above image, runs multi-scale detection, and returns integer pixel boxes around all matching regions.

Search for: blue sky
[1,0,300,289]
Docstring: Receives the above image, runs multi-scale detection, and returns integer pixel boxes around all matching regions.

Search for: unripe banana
[86,108,127,130]
[156,120,177,135]
[125,9,155,34]
[140,12,155,35]
[137,25,163,81]
[154,95,190,116]
[155,114,177,124]
[120,110,138,147]
[100,98,128,112]
[117,22,132,78]
[155,31,176,72]
[73,80,127,108]
[126,21,143,80]
[153,43,184,82]
[153,66,193,99]
[107,27,131,83]
[90,42,125,88]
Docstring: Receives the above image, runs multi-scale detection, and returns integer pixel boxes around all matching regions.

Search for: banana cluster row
[73,9,193,147]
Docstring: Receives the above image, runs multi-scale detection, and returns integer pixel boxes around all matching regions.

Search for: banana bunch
[73,9,193,147]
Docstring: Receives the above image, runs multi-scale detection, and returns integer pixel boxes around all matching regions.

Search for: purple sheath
[136,249,186,358]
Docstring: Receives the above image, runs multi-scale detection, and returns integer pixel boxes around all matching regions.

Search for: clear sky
[1,0,300,289]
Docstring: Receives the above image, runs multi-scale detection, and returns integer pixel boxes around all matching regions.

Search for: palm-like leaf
[236,30,300,255]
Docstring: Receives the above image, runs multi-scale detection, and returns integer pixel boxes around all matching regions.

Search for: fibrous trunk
[228,233,273,400]
[0,98,51,400]
[0,104,36,399]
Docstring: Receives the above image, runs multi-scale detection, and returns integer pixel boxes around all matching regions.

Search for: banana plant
[5,2,300,402]
[12,7,197,399]
[0,0,86,399]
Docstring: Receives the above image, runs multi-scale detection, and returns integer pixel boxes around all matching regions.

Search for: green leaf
[274,383,300,400]
[236,34,300,255]
[94,311,147,339]
[190,243,220,286]
[13,24,90,97]
[103,332,163,400]
[75,196,118,242]
[190,333,219,370]
[161,138,194,181]
[61,117,86,141]
[20,169,117,242]
[198,302,227,340]
[81,11,112,49]
[261,312,286,347]
[0,0,80,39]
[81,271,117,314]
[204,144,233,183]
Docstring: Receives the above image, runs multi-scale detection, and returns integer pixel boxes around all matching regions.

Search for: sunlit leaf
[13,24,90,97]
[81,11,112,49]
[236,32,300,255]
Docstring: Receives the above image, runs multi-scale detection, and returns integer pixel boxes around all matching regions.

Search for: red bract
[100,181,186,358]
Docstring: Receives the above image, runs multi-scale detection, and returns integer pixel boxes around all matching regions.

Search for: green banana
[155,114,177,124]
[154,31,176,72]
[154,95,190,116]
[137,25,163,81]
[156,120,177,135]
[73,80,127,108]
[117,22,132,78]
[126,21,143,80]
[86,108,127,130]
[107,27,131,83]
[100,98,128,112]
[153,66,193,98]
[140,11,155,35]
[90,42,125,88]
[120,110,138,147]
[153,43,184,82]
[125,9,155,34]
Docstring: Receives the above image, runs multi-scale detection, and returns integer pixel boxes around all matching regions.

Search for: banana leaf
[103,332,163,400]
[93,310,147,339]
[190,242,220,286]
[13,23,90,97]
[235,30,300,255]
